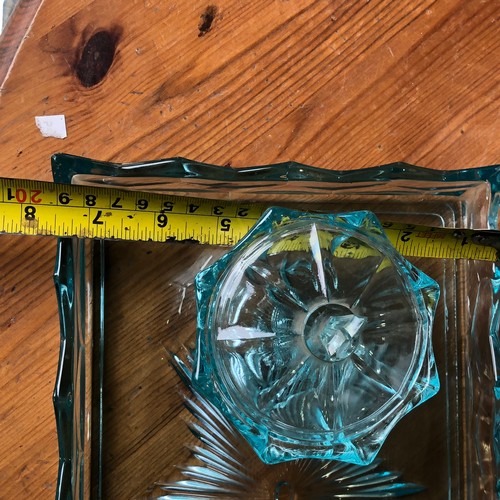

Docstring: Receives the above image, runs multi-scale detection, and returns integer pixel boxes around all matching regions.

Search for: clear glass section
[193,208,440,465]
[53,238,97,499]
[157,350,426,498]
[51,154,500,499]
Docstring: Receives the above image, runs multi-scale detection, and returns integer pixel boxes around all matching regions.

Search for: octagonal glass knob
[193,208,440,465]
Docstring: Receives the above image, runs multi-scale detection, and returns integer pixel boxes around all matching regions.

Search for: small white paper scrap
[35,115,67,139]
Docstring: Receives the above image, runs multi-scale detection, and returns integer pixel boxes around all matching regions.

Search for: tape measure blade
[0,176,499,263]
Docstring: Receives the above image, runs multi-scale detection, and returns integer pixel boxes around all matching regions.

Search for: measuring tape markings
[0,177,498,262]
[382,222,497,261]
[0,178,263,245]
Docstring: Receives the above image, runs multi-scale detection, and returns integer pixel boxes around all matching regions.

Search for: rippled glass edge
[51,154,500,227]
[53,238,104,500]
[51,155,500,499]
[53,238,87,499]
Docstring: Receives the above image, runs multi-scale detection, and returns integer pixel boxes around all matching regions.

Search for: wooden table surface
[0,0,498,497]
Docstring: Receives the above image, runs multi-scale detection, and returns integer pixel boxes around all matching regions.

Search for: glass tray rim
[51,156,500,499]
[52,153,500,186]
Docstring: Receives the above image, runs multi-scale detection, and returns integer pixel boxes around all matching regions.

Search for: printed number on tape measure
[0,177,499,262]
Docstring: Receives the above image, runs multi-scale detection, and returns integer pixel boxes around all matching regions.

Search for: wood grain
[0,0,498,172]
[0,0,498,497]
[0,235,59,498]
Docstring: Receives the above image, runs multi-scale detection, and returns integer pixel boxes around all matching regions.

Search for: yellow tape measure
[0,177,498,262]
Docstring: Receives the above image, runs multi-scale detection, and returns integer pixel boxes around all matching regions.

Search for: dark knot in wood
[75,30,118,87]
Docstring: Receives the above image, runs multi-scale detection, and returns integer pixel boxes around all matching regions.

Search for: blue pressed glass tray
[52,155,500,499]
